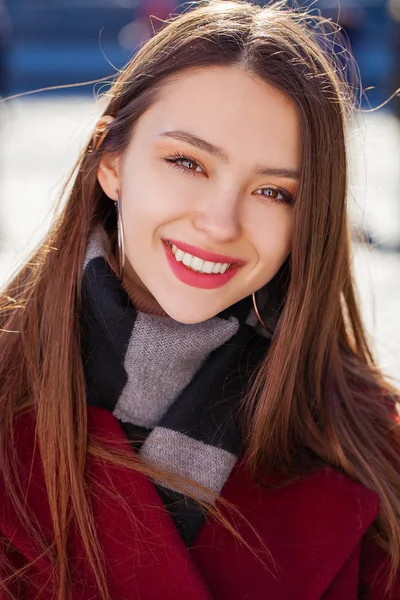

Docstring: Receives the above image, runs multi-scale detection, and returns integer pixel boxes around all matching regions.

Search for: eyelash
[163,152,294,205]
[164,152,203,177]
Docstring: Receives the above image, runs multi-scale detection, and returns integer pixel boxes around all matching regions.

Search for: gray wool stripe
[139,427,237,500]
[83,225,111,270]
[81,222,273,543]
[113,312,240,428]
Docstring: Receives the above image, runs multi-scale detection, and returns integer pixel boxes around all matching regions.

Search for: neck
[108,253,168,317]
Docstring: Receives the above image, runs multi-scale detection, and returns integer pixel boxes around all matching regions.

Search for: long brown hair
[1,1,399,598]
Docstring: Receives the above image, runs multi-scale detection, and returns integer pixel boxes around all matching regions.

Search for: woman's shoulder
[1,406,399,599]
[196,460,395,599]
[0,408,51,523]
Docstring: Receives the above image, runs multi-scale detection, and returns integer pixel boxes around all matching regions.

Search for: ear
[94,115,120,200]
[97,152,120,201]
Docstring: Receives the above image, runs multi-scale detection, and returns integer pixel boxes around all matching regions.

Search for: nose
[192,190,242,243]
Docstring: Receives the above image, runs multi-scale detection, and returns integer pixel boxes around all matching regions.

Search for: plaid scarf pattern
[80,225,271,545]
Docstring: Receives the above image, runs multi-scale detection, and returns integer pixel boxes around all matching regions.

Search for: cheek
[120,165,193,228]
[250,207,294,263]
[120,181,167,233]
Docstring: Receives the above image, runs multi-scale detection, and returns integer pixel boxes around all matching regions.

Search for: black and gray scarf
[80,225,273,546]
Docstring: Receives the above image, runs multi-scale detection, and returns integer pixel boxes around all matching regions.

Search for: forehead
[136,66,300,170]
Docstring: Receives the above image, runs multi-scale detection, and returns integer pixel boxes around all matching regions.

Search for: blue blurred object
[4,0,400,109]
[0,0,12,95]
[312,0,398,110]
[5,0,179,95]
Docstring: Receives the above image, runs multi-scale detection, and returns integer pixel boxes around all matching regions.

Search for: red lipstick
[162,241,244,290]
[166,239,244,266]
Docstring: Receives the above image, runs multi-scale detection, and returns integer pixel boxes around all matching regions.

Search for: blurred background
[0,0,399,382]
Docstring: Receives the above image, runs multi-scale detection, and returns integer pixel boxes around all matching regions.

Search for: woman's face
[98,66,300,323]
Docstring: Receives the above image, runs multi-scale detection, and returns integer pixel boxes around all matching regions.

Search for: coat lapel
[192,457,380,599]
[3,407,380,600]
[84,406,214,600]
[87,407,380,600]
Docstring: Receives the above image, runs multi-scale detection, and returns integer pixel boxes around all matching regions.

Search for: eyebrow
[158,129,300,180]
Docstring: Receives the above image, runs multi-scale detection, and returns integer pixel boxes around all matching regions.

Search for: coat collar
[85,407,380,600]
[2,406,380,600]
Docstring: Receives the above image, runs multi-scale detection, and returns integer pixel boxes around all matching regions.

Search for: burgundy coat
[0,406,398,599]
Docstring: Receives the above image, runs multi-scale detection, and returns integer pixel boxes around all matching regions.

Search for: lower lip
[163,242,242,290]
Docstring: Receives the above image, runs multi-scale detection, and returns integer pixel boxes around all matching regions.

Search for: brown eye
[180,158,200,171]
[265,189,279,198]
[255,186,293,205]
[163,153,205,176]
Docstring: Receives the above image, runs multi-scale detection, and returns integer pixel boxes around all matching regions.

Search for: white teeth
[175,249,184,262]
[202,261,214,274]
[212,263,222,274]
[169,243,231,274]
[182,253,192,267]
[191,256,204,271]
[171,244,184,261]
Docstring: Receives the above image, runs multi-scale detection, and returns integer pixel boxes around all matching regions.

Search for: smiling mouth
[164,241,238,274]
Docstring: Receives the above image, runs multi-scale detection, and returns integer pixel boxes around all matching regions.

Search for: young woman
[1,1,399,598]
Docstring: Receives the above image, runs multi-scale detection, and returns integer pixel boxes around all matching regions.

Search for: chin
[161,303,219,325]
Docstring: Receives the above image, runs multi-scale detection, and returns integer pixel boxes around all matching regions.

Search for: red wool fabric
[0,407,398,599]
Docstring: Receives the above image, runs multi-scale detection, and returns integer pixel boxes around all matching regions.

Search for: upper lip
[166,239,245,265]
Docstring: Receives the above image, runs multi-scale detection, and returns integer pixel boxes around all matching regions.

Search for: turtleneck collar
[107,251,168,318]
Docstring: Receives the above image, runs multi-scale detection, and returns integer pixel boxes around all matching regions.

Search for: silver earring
[115,190,125,282]
[252,291,274,335]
